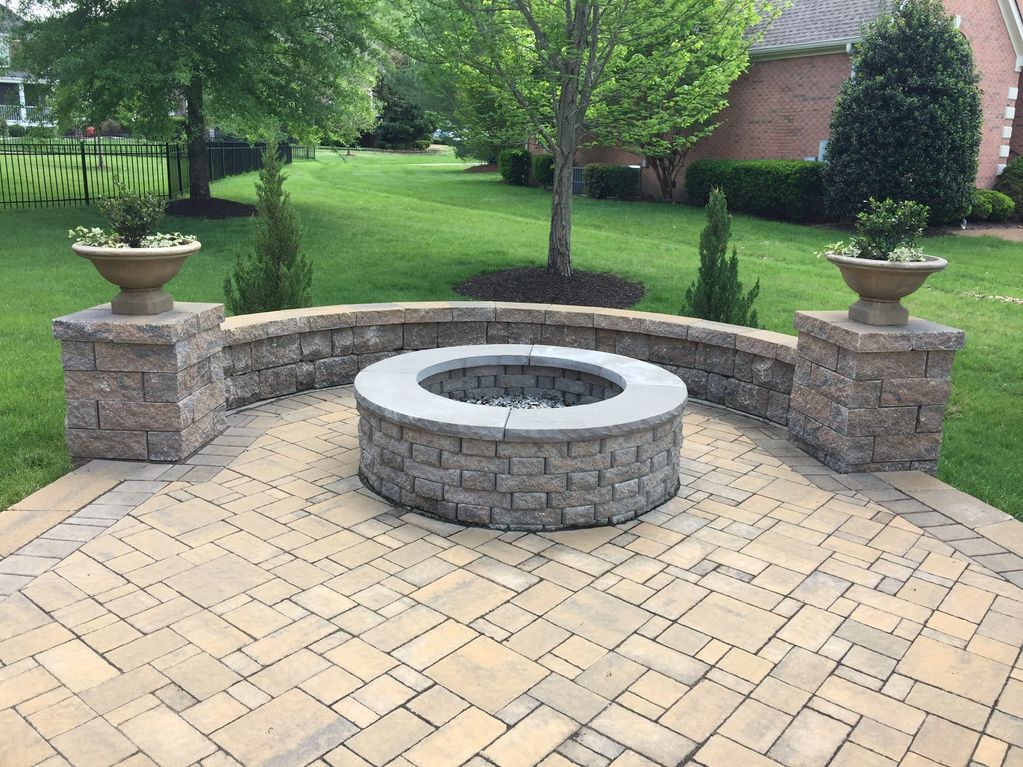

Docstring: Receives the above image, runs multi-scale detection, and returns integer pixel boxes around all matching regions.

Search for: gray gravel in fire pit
[463,394,567,409]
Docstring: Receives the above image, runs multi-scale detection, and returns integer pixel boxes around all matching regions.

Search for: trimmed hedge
[685,159,827,222]
[7,124,27,138]
[498,148,531,186]
[995,158,1023,221]
[969,188,1015,222]
[532,154,555,188]
[583,164,640,200]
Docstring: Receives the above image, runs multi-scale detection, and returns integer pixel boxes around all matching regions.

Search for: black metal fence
[0,139,316,209]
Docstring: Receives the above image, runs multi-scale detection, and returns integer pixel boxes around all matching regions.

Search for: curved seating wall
[221,302,797,425]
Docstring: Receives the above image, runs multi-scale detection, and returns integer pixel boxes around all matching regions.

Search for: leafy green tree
[589,0,768,201]
[15,0,377,202]
[392,0,745,276]
[824,0,981,223]
[224,140,312,314]
[374,73,436,148]
[683,188,759,326]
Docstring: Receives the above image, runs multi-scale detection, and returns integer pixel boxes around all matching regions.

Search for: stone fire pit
[354,345,687,530]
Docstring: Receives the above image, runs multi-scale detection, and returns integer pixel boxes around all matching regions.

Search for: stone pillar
[788,311,965,474]
[53,303,227,463]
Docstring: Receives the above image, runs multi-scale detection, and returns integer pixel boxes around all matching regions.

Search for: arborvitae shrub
[682,188,760,327]
[498,148,531,186]
[224,140,312,314]
[532,154,555,188]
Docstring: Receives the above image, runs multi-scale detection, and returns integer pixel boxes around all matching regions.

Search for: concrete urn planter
[825,252,947,326]
[72,240,201,315]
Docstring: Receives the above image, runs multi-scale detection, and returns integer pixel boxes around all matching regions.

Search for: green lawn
[1,148,1021,516]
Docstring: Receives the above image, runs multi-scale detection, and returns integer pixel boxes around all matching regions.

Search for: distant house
[578,0,1023,197]
[0,6,50,128]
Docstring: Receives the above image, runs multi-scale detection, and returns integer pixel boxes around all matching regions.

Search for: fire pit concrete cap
[354,344,688,441]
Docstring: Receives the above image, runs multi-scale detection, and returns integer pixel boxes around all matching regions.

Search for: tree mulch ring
[166,198,256,220]
[464,163,497,174]
[455,266,645,308]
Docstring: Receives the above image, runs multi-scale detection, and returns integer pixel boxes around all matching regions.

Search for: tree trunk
[547,83,582,277]
[547,146,574,277]
[649,154,684,202]
[184,78,211,201]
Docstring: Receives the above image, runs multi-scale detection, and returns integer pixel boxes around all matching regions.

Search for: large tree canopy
[393,0,750,276]
[824,0,981,223]
[588,0,767,201]
[15,0,379,200]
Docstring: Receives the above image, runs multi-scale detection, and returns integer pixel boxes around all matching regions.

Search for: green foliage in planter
[824,0,982,223]
[995,157,1023,221]
[583,164,640,200]
[97,178,166,247]
[498,148,531,186]
[224,140,312,314]
[532,154,555,188]
[850,198,929,260]
[685,159,826,222]
[683,188,759,326]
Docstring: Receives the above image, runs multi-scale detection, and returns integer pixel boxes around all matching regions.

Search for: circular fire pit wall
[355,345,687,531]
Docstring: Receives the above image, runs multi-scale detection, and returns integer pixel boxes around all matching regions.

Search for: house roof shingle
[753,0,886,50]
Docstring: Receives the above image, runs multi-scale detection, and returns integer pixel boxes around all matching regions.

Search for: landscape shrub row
[968,188,1015,222]
[498,148,531,186]
[685,159,827,222]
[583,164,640,200]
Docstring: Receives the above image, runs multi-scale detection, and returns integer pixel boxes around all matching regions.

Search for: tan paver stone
[590,704,695,766]
[426,636,547,714]
[36,639,119,693]
[171,611,249,657]
[0,663,59,708]
[529,673,608,723]
[817,676,924,734]
[406,706,506,766]
[351,674,415,715]
[300,666,363,705]
[697,734,787,767]
[144,498,232,537]
[106,628,188,671]
[830,743,897,767]
[897,636,1010,705]
[221,601,291,639]
[974,736,1009,767]
[407,686,469,726]
[680,593,785,653]
[182,691,249,734]
[660,680,743,741]
[776,605,844,652]
[213,689,355,767]
[121,705,217,767]
[345,708,432,766]
[0,709,56,767]
[326,637,399,682]
[483,705,577,767]
[165,554,272,608]
[904,684,990,732]
[768,708,850,767]
[392,620,478,670]
[410,570,513,623]
[910,715,979,767]
[719,698,791,753]
[51,716,137,767]
[546,588,649,649]
[164,652,241,700]
[79,664,167,714]
[26,693,96,739]
[244,614,336,665]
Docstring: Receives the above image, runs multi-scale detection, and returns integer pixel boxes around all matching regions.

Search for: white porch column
[17,82,26,123]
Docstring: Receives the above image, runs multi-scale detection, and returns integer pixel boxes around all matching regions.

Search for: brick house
[578,0,1023,198]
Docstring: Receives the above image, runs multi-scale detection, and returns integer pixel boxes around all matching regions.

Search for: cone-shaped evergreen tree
[224,140,313,314]
[683,188,759,327]
[824,0,981,223]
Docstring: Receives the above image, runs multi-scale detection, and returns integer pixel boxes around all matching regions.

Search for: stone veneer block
[54,303,227,463]
[789,311,965,474]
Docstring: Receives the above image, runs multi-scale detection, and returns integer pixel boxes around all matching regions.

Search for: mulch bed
[455,266,645,308]
[166,198,257,219]
[464,163,498,174]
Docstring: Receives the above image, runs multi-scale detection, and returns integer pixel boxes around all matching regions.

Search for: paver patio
[2,386,1023,766]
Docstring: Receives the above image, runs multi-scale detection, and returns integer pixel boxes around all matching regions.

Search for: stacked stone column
[788,311,965,474]
[53,303,227,463]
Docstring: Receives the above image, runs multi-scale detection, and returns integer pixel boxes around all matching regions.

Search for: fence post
[165,143,173,200]
[80,141,90,205]
[177,144,184,196]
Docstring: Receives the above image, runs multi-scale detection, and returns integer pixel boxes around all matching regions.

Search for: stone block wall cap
[53,302,224,343]
[794,311,966,352]
[355,344,687,442]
